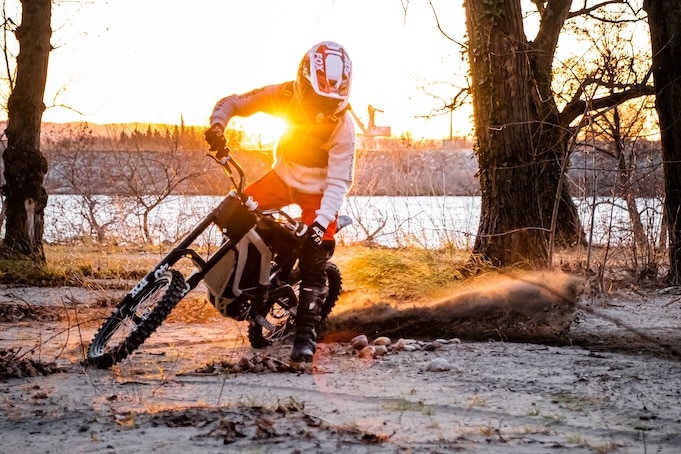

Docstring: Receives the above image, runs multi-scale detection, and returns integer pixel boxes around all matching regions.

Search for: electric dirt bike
[87,147,349,369]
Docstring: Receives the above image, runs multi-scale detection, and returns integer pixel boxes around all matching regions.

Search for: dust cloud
[322,272,581,344]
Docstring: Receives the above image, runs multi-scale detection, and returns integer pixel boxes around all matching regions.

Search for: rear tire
[248,262,342,348]
[87,269,186,369]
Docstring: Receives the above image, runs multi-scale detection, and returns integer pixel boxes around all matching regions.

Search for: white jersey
[210,82,356,229]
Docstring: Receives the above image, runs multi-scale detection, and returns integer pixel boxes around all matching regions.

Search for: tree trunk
[2,0,51,261]
[464,0,581,267]
[644,0,681,284]
[530,0,584,251]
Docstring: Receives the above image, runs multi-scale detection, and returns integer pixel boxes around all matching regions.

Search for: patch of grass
[46,244,163,278]
[339,246,471,301]
[0,243,487,302]
[0,244,164,286]
[0,257,67,286]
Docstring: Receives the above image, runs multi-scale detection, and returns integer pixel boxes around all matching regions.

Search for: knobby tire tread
[88,269,186,369]
[247,262,342,348]
[320,262,342,320]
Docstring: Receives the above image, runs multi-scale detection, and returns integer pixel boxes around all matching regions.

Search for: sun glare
[233,113,288,149]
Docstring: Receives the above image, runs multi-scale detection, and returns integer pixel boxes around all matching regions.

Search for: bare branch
[532,0,546,16]
[1,2,17,95]
[532,0,572,76]
[568,0,626,18]
[400,0,409,15]
[426,0,467,49]
[561,83,655,129]
[416,84,469,119]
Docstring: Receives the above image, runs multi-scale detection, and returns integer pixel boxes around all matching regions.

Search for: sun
[231,113,288,149]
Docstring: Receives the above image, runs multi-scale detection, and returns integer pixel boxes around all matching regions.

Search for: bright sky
[25,0,473,142]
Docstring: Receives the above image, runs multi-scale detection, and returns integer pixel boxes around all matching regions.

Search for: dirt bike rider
[203,41,355,363]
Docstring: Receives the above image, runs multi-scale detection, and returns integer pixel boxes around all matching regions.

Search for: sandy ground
[1,275,681,453]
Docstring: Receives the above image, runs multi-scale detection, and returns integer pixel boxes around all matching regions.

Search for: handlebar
[260,208,308,237]
[208,146,309,239]
[207,146,246,195]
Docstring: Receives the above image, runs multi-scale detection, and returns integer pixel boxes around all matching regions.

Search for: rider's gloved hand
[294,221,326,246]
[307,222,326,246]
[204,123,226,152]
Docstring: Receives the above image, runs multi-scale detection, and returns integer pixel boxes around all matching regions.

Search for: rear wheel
[248,262,342,348]
[87,269,186,369]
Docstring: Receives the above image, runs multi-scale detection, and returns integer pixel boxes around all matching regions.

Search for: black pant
[298,238,335,289]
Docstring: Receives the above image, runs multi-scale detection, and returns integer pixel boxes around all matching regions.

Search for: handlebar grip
[293,222,308,238]
[216,146,231,160]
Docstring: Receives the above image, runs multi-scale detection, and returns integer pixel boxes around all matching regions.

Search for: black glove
[204,123,226,152]
[295,221,326,247]
[308,222,326,246]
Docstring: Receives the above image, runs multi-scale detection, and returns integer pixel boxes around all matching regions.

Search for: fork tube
[175,212,217,251]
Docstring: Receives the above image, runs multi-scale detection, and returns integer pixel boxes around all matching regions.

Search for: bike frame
[122,150,293,306]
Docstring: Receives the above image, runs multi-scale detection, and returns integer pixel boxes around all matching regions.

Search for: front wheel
[248,262,342,348]
[87,269,187,369]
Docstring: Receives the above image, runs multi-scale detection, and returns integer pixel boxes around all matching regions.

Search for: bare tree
[2,0,50,261]
[110,125,209,244]
[43,123,122,243]
[567,15,660,274]
[459,0,653,267]
[643,0,681,283]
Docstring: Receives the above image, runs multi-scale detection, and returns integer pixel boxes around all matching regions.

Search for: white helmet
[294,41,352,117]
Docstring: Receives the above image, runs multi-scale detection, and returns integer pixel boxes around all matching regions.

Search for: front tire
[248,262,342,348]
[87,269,186,369]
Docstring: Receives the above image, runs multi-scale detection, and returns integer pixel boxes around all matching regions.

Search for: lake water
[43,194,664,249]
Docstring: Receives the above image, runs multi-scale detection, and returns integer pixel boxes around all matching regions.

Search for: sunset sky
[16,0,473,142]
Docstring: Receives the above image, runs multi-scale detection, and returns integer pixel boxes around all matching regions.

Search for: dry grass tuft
[337,245,471,302]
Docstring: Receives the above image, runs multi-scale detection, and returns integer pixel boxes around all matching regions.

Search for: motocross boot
[290,286,328,363]
[250,284,274,331]
[247,284,274,349]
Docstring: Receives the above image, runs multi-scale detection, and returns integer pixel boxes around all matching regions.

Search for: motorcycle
[87,146,350,369]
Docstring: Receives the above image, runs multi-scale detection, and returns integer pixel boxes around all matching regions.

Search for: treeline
[33,122,665,199]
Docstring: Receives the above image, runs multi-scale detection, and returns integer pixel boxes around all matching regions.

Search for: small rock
[425,358,451,372]
[403,344,419,352]
[423,342,444,351]
[392,339,406,350]
[392,338,417,351]
[358,346,375,359]
[351,334,369,350]
[374,345,388,356]
[434,338,450,345]
[373,336,392,346]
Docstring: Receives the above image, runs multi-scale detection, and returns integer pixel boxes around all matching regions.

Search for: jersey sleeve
[209,83,292,127]
[315,114,356,228]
